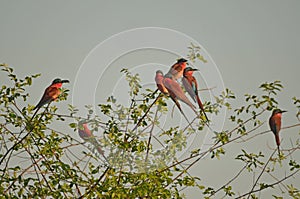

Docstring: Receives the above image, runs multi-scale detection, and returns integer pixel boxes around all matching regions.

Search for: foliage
[0,59,299,198]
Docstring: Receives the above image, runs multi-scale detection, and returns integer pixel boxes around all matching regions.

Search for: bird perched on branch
[269,109,287,154]
[155,70,183,114]
[155,70,196,126]
[163,73,197,115]
[78,120,105,157]
[166,58,188,80]
[34,78,69,111]
[32,78,69,119]
[155,70,168,95]
[182,67,209,122]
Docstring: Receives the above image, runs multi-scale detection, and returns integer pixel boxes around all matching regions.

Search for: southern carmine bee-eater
[166,58,188,80]
[78,120,105,157]
[163,73,197,115]
[155,70,169,95]
[182,67,209,122]
[155,70,183,113]
[269,109,287,154]
[32,78,69,119]
[155,70,195,126]
[34,78,70,111]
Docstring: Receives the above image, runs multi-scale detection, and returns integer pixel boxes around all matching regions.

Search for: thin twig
[145,106,159,163]
[246,149,277,199]
[235,169,299,199]
[78,166,110,199]
[159,122,299,176]
[236,123,300,143]
[198,86,217,92]
[0,103,50,166]
[209,163,248,197]
[132,90,159,132]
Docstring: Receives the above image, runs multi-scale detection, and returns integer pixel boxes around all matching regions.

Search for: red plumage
[78,122,104,156]
[269,109,287,154]
[34,78,69,110]
[166,58,188,80]
[182,67,209,121]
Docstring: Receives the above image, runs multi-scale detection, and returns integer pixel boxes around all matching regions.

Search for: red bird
[166,58,188,80]
[182,67,209,122]
[155,70,185,116]
[155,70,168,94]
[163,73,197,115]
[78,121,105,156]
[34,78,69,110]
[155,71,196,125]
[269,109,287,154]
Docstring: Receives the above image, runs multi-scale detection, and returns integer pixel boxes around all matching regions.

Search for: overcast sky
[1,1,299,198]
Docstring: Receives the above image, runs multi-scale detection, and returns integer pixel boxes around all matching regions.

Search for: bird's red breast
[183,75,198,94]
[169,62,187,80]
[78,123,93,139]
[33,79,68,110]
[45,85,62,101]
[51,82,63,88]
[183,70,194,76]
[269,113,282,146]
[269,113,282,133]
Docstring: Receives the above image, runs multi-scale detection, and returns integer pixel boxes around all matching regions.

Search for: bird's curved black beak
[281,110,287,113]
[191,68,199,71]
[61,80,70,83]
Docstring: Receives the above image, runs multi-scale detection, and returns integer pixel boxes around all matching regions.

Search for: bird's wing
[172,63,182,72]
[34,86,59,109]
[155,75,168,94]
[79,130,105,156]
[157,84,168,94]
[164,78,196,109]
[269,117,278,134]
[269,116,281,146]
[182,77,197,102]
[168,63,183,78]
[191,76,199,95]
[46,86,60,100]
[169,95,183,113]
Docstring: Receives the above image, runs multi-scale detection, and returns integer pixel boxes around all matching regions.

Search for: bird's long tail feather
[275,134,281,155]
[196,95,209,122]
[89,138,107,161]
[171,98,195,131]
[275,134,280,146]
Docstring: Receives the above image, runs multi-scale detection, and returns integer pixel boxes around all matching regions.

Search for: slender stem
[235,169,299,199]
[0,103,50,166]
[209,164,248,197]
[132,90,159,132]
[145,107,159,163]
[78,166,110,199]
[159,120,299,176]
[246,149,277,199]
[198,86,217,92]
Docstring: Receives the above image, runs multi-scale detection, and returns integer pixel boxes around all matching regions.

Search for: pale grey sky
[1,1,299,198]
